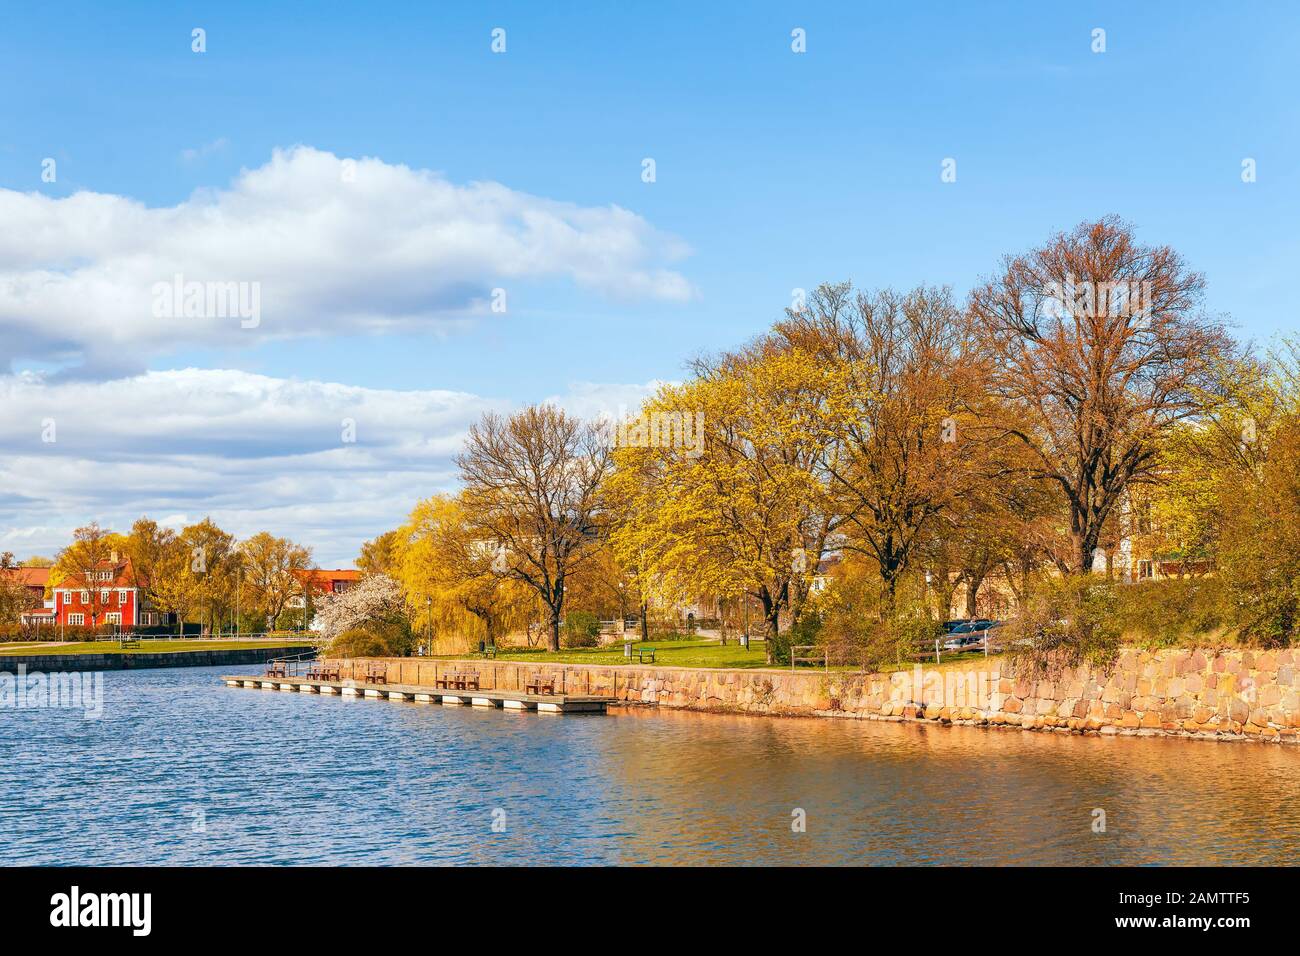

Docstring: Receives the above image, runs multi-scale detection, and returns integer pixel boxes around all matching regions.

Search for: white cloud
[0,369,662,565]
[0,146,695,376]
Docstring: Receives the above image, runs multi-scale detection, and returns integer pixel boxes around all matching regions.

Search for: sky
[1,1,1298,565]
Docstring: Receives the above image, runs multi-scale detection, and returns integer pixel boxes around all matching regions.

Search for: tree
[124,517,178,617]
[776,283,987,614]
[394,493,539,652]
[608,342,835,657]
[357,530,400,577]
[457,406,612,652]
[176,519,240,635]
[240,532,314,630]
[0,552,39,627]
[315,573,410,649]
[969,217,1231,574]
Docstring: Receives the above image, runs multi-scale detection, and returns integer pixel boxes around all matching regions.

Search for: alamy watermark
[0,665,103,719]
[152,273,261,328]
[612,405,704,458]
[1041,275,1154,321]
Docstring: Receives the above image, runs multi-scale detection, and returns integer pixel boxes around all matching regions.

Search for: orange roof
[293,569,362,584]
[13,567,51,587]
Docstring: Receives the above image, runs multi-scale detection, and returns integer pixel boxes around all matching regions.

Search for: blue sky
[1,1,1297,563]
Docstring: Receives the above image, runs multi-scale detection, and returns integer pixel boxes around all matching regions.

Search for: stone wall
[329,646,1300,744]
[0,645,309,673]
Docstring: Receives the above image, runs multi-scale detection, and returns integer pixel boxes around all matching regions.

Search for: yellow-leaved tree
[395,492,540,654]
[607,340,839,660]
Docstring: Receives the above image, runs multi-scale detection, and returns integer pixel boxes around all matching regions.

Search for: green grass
[433,638,1006,672]
[437,638,772,669]
[0,640,314,656]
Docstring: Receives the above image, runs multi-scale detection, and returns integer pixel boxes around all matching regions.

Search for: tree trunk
[640,600,648,642]
[965,571,986,618]
[548,607,561,652]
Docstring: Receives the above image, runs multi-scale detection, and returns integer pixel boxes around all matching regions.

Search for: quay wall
[0,645,310,673]
[329,647,1300,744]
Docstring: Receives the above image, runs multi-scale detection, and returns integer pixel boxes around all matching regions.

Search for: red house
[51,555,172,632]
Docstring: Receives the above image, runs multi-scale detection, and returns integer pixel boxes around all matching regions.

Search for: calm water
[3,664,1298,865]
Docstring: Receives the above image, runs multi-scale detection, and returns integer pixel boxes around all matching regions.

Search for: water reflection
[2,665,1296,865]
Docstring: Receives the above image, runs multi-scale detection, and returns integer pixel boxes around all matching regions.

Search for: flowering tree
[314,573,406,644]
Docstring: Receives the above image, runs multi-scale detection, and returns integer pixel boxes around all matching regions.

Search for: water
[3,664,1298,865]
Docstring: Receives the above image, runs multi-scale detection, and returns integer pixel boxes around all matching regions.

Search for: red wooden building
[50,555,171,631]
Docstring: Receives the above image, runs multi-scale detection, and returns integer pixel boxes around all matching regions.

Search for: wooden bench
[437,670,481,691]
[525,672,556,695]
[118,635,141,649]
[363,663,388,685]
[305,660,329,680]
[265,660,288,678]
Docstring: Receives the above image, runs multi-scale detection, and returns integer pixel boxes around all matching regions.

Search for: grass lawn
[433,638,999,672]
[0,640,314,656]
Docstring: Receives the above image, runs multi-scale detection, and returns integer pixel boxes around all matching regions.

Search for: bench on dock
[435,670,480,691]
[525,672,557,695]
[266,660,288,678]
[363,663,388,685]
[305,660,335,681]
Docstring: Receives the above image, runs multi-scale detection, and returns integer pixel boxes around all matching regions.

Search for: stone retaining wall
[0,645,309,673]
[330,646,1300,744]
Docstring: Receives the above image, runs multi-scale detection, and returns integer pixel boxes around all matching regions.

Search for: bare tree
[457,405,612,652]
[969,217,1232,574]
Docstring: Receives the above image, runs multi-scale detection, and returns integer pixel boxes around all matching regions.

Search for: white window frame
[80,590,89,604]
[104,612,121,625]
[68,613,85,626]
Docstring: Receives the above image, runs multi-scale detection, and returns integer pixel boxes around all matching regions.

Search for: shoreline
[325,646,1300,746]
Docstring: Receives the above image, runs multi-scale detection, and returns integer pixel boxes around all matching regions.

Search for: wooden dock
[220,675,615,713]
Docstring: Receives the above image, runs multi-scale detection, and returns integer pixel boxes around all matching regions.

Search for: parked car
[942,620,1003,651]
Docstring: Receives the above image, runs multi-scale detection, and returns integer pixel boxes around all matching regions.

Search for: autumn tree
[608,342,836,656]
[969,217,1231,574]
[457,405,612,652]
[174,519,240,634]
[357,530,400,577]
[124,517,179,615]
[0,552,39,626]
[776,283,987,614]
[240,531,314,630]
[394,493,539,652]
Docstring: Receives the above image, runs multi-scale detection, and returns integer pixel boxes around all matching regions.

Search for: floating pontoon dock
[220,675,614,713]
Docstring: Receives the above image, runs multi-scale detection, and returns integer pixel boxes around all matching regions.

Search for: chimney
[110,550,119,564]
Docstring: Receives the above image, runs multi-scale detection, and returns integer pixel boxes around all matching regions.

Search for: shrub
[327,625,412,658]
[1008,575,1122,675]
[1110,577,1231,647]
[768,615,822,666]
[562,611,600,648]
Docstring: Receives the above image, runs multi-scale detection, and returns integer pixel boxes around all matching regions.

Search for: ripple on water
[2,664,1299,865]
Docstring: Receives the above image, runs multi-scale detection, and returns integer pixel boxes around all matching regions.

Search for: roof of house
[12,566,51,587]
[293,568,362,585]
[55,559,140,590]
